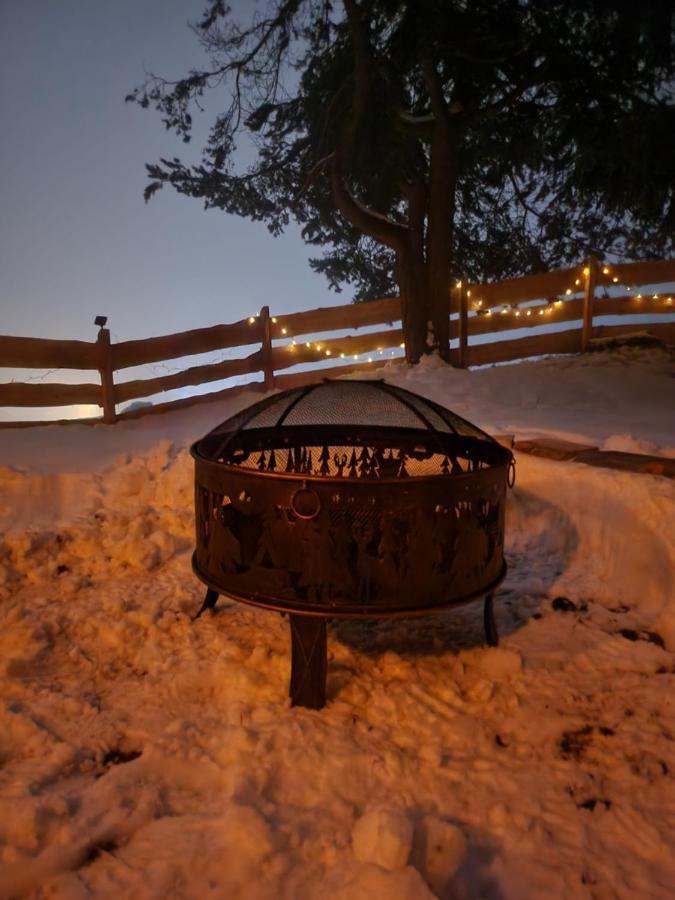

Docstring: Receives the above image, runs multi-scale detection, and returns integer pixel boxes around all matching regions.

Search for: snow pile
[0,348,674,899]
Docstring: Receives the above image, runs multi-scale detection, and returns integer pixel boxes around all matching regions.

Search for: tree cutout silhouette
[348,448,359,479]
[319,445,331,476]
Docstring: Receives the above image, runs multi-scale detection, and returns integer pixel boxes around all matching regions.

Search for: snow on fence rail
[1,257,674,425]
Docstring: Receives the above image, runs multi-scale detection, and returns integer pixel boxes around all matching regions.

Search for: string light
[248,317,256,324]
[277,262,671,370]
[271,317,277,323]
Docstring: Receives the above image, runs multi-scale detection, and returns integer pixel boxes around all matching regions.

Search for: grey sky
[0,0,335,347]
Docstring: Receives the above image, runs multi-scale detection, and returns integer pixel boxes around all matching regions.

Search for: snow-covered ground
[0,346,674,899]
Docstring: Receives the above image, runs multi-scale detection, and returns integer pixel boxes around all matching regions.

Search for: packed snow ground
[0,346,674,899]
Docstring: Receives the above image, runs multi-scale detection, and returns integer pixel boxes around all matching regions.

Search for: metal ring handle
[290,487,322,520]
[507,458,516,489]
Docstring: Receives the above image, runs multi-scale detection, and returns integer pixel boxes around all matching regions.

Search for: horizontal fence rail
[1,257,674,425]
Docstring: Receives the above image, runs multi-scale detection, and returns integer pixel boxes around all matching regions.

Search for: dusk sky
[0,0,335,348]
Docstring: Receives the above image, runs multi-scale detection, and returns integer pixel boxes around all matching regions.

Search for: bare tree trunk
[397,243,428,363]
[424,63,456,363]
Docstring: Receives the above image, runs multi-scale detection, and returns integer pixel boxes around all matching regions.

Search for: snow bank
[0,347,674,899]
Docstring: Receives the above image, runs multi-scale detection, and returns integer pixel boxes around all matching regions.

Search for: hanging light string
[244,263,672,365]
[467,263,673,318]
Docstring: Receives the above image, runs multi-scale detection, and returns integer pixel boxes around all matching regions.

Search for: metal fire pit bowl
[191,379,515,709]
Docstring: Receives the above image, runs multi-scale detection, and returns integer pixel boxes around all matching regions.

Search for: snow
[0,346,674,899]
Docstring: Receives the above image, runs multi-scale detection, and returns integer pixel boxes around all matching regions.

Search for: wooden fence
[2,257,674,425]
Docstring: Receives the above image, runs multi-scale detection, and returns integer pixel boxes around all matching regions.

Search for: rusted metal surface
[191,380,514,707]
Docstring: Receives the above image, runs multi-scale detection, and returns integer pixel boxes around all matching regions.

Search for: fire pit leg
[484,593,499,647]
[193,587,219,620]
[289,615,327,710]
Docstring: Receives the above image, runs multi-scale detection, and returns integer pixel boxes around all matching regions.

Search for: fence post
[259,305,275,391]
[581,256,598,352]
[96,327,116,423]
[454,281,468,368]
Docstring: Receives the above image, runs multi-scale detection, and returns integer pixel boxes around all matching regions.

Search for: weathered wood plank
[114,350,263,404]
[112,318,261,369]
[96,328,116,423]
[514,437,599,460]
[468,297,584,336]
[467,266,578,310]
[581,255,598,351]
[271,296,401,339]
[597,259,675,288]
[0,381,102,407]
[464,330,582,367]
[573,450,675,478]
[0,334,99,370]
[453,283,468,367]
[592,295,675,317]
[271,327,403,373]
[590,321,675,344]
[274,357,405,391]
[116,380,265,421]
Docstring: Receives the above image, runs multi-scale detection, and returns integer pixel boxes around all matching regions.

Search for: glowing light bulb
[248,317,256,324]
[271,317,277,323]
[353,354,358,360]
[500,308,508,315]
[367,357,373,363]
[612,277,619,283]
[526,310,532,316]
[340,352,345,358]
[467,290,471,297]
[565,288,573,295]
[636,294,642,300]
[583,267,590,276]
[399,342,405,349]
[486,309,492,317]
[281,327,287,335]
[602,266,610,275]
[652,293,658,299]
[305,342,311,348]
[555,300,562,307]
[538,309,544,315]
[325,350,331,356]
[515,310,521,317]
[574,279,580,286]
[456,280,462,288]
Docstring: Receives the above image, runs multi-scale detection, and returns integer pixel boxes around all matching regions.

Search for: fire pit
[191,379,514,708]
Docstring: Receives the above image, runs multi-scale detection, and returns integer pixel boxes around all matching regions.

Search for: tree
[128,0,674,363]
